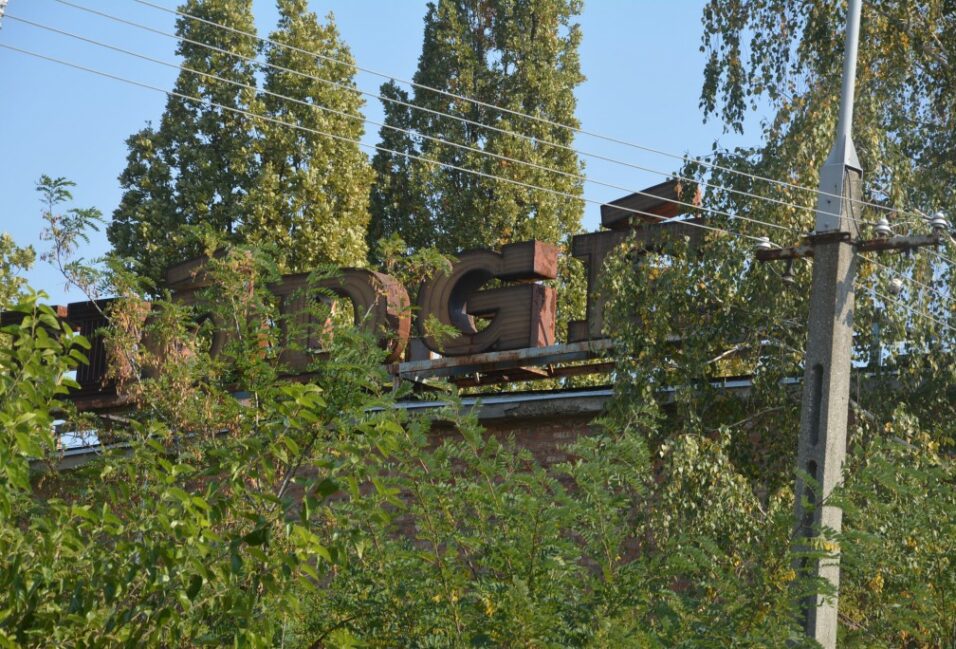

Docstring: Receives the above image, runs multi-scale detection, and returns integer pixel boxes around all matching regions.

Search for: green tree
[109,0,261,285]
[369,0,586,254]
[691,0,954,350]
[685,0,956,482]
[245,0,374,271]
[699,0,955,211]
[367,0,589,350]
[290,386,822,646]
[108,126,178,285]
[366,82,427,260]
[571,1,956,644]
[3,182,416,644]
[0,234,34,311]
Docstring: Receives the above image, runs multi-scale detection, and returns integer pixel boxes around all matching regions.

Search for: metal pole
[792,1,863,647]
[834,0,862,142]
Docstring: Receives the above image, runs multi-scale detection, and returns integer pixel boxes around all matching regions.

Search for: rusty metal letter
[270,270,410,371]
[567,230,627,342]
[568,218,707,342]
[417,240,558,356]
[165,257,235,358]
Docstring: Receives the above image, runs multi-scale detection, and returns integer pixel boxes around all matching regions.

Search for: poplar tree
[245,0,373,271]
[366,82,426,258]
[109,126,177,284]
[109,0,260,285]
[368,0,586,254]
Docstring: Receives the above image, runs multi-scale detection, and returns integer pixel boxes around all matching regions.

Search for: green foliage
[375,232,455,289]
[701,0,955,194]
[285,401,820,647]
[598,221,954,646]
[11,0,955,641]
[837,416,956,647]
[693,0,955,365]
[367,82,426,263]
[0,277,835,646]
[245,0,373,271]
[368,0,586,253]
[584,3,956,639]
[0,247,424,646]
[37,175,107,300]
[3,193,420,645]
[108,124,180,286]
[109,0,260,285]
[302,411,588,646]
[109,0,372,285]
[0,294,87,514]
[2,231,820,646]
[368,0,589,374]
[0,233,34,310]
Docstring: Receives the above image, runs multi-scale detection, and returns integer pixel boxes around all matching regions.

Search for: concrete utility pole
[792,1,863,645]
[756,1,949,645]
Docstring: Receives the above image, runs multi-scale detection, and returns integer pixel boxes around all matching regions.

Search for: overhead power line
[870,287,955,335]
[130,0,923,221]
[859,253,947,298]
[0,42,778,249]
[925,246,956,269]
[3,13,794,235]
[50,0,856,231]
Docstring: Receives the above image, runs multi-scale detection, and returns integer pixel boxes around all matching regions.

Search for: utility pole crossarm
[756,232,946,262]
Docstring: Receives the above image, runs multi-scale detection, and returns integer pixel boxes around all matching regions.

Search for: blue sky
[0,0,769,305]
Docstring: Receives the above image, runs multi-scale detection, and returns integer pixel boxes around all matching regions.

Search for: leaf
[313,477,339,499]
[242,527,269,546]
[166,487,191,504]
[186,574,202,601]
[14,431,44,458]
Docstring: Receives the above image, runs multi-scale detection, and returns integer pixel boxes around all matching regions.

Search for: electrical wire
[0,42,778,248]
[130,0,926,221]
[859,253,950,302]
[6,40,949,341]
[870,287,955,335]
[925,246,956,269]
[50,0,846,231]
[3,13,794,234]
[8,9,951,249]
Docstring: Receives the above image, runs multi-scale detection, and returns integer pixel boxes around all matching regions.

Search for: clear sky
[0,0,768,305]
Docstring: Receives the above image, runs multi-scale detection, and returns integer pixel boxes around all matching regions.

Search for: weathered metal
[755,243,815,262]
[600,179,701,230]
[855,233,942,253]
[569,218,707,342]
[567,229,627,342]
[416,240,559,356]
[758,233,944,262]
[66,300,117,397]
[395,339,613,383]
[270,269,411,367]
[4,179,710,405]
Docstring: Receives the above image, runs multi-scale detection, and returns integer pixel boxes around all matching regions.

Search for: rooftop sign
[7,181,700,406]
